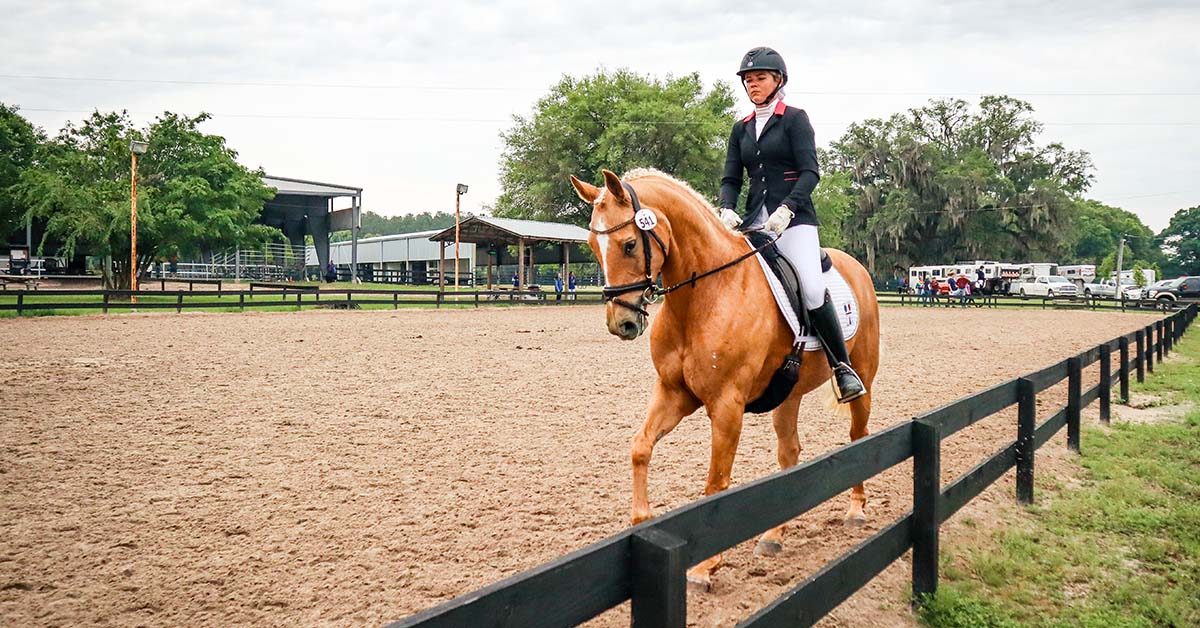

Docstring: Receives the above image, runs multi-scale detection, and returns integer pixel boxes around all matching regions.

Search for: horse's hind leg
[845,391,872,525]
[631,381,700,525]
[755,393,803,557]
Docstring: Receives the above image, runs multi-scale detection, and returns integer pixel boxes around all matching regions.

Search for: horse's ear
[601,169,626,202]
[569,175,600,203]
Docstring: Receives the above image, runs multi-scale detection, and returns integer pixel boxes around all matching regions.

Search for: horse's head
[570,169,671,341]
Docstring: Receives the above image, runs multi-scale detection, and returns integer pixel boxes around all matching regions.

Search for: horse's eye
[623,240,637,256]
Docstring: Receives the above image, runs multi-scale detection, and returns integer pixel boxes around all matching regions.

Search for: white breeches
[746,206,826,310]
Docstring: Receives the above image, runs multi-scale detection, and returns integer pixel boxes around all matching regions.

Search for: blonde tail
[820,379,854,419]
[821,340,883,419]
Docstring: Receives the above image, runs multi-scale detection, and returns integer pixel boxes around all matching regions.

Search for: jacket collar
[741,99,787,123]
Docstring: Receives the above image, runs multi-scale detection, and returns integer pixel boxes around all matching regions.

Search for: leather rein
[588,181,773,318]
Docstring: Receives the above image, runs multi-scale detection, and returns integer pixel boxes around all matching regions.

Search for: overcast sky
[3,0,1198,231]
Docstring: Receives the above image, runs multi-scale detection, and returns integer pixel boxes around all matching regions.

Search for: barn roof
[428,216,589,245]
[262,174,362,197]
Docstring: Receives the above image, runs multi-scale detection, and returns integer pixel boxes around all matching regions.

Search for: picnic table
[0,274,40,290]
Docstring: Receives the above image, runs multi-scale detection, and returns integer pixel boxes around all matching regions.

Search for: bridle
[588,180,774,319]
[588,182,667,317]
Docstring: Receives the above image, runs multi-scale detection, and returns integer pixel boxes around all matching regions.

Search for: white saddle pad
[750,241,860,352]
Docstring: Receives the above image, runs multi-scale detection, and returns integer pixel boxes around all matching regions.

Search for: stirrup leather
[830,362,866,403]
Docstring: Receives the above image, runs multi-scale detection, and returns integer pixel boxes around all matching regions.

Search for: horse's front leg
[755,392,803,556]
[631,380,700,525]
[685,397,745,592]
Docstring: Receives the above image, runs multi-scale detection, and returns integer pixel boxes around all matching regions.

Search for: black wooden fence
[5,286,1198,316]
[878,292,1199,312]
[0,288,605,314]
[386,304,1197,628]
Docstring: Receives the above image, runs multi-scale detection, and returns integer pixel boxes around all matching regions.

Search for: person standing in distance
[717,46,865,402]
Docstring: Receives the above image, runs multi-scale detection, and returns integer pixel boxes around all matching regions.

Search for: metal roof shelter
[260,175,364,282]
[429,216,590,289]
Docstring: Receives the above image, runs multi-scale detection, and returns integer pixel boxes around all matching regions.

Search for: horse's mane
[620,168,733,234]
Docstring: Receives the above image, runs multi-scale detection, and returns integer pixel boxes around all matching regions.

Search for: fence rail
[5,286,1199,317]
[0,287,605,314]
[384,304,1197,628]
[878,292,1200,311]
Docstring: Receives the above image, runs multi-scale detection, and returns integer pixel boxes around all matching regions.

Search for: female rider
[717,46,865,402]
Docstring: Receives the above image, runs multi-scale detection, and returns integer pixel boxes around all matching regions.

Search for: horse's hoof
[843,514,867,528]
[754,539,783,556]
[686,575,712,593]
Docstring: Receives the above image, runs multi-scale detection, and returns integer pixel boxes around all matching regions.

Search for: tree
[1066,199,1157,266]
[0,104,44,236]
[496,69,736,225]
[828,96,1093,275]
[1130,262,1148,288]
[811,158,852,250]
[16,110,276,288]
[1158,206,1200,276]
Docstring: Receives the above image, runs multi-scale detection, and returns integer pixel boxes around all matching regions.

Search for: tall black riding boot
[807,293,867,403]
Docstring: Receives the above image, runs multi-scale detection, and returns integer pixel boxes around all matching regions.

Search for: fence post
[239,293,245,311]
[16,292,23,316]
[631,528,687,628]
[393,292,398,310]
[1099,343,1111,423]
[1135,329,1145,383]
[475,290,480,308]
[176,293,183,314]
[1146,325,1155,374]
[1016,378,1036,505]
[1118,336,1130,403]
[912,419,941,606]
[103,291,109,315]
[1156,320,1164,362]
[1164,317,1173,354]
[1067,356,1082,453]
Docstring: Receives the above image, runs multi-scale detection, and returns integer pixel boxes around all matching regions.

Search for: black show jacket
[719,100,821,227]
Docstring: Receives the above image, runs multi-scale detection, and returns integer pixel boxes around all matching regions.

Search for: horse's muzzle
[607,307,646,340]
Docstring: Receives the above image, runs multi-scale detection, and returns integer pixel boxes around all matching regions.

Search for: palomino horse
[570,168,880,591]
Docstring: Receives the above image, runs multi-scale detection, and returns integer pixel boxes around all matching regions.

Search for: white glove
[717,208,741,229]
[764,206,794,235]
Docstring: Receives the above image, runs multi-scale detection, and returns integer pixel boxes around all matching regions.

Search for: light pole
[129,140,149,303]
[455,183,468,291]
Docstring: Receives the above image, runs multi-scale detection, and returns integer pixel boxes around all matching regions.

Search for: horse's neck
[657,196,751,310]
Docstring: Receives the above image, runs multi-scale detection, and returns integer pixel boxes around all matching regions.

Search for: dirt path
[0,306,1154,627]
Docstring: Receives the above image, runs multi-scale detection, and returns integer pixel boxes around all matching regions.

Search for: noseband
[589,180,775,320]
[589,182,667,317]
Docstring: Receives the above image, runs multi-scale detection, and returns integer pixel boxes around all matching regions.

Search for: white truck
[1082,269,1156,299]
[1016,275,1079,298]
[1082,278,1138,299]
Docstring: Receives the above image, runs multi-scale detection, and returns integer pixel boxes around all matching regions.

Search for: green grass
[920,323,1200,628]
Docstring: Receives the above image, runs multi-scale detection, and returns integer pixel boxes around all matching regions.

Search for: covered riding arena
[0,305,1156,627]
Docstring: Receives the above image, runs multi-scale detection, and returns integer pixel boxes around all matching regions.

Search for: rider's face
[743,71,780,105]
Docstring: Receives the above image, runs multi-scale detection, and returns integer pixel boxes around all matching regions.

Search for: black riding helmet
[737,46,788,104]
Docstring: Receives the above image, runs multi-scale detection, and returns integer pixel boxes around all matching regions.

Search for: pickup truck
[1150,276,1200,303]
[1082,278,1139,299]
[1016,275,1079,298]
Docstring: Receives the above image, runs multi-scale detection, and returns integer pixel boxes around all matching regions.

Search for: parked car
[1017,275,1078,298]
[1082,277,1140,299]
[1151,276,1200,303]
[1143,278,1179,300]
